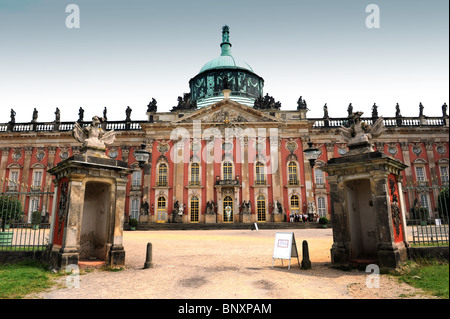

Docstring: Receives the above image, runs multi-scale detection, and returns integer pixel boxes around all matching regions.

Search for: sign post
[272,232,300,270]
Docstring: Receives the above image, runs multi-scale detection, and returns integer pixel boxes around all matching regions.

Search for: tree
[437,188,449,222]
[0,195,23,231]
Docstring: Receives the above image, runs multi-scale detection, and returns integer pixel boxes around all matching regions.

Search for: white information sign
[272,232,300,270]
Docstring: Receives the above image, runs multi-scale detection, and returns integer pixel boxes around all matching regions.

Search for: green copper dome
[199,25,254,74]
[199,55,254,73]
[189,25,264,109]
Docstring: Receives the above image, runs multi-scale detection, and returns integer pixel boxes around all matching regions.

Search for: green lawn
[0,261,62,299]
[395,260,449,299]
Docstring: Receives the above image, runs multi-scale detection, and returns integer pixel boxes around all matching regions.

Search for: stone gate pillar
[46,116,133,269]
[323,113,409,270]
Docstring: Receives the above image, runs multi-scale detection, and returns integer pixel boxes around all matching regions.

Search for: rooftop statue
[72,116,115,152]
[338,111,385,154]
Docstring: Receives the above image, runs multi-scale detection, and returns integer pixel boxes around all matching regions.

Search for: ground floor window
[157,196,166,223]
[257,195,266,222]
[130,198,140,219]
[190,196,199,222]
[290,195,299,215]
[317,196,327,218]
[223,196,233,222]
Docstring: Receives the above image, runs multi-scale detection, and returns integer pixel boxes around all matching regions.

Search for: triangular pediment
[172,98,281,125]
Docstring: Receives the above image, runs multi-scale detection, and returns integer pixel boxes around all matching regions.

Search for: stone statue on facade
[296,96,307,110]
[372,103,378,120]
[72,116,115,152]
[395,103,402,126]
[254,93,281,110]
[55,108,61,123]
[140,201,149,215]
[347,104,353,118]
[206,201,216,214]
[307,201,316,215]
[171,93,197,111]
[78,107,84,122]
[338,111,385,155]
[272,200,281,214]
[125,106,132,121]
[442,103,448,118]
[147,98,157,112]
[419,102,424,117]
[31,108,38,123]
[9,109,16,125]
[323,103,329,118]
[241,200,251,214]
[277,201,283,214]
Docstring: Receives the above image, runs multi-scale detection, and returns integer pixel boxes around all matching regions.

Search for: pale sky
[0,0,448,123]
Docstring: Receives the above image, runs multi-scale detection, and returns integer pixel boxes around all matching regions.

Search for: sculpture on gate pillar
[338,112,385,155]
[72,116,115,156]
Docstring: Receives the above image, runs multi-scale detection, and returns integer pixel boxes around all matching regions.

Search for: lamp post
[303,139,320,217]
[303,139,320,167]
[134,142,151,168]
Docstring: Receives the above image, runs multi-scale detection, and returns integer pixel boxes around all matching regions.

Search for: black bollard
[143,242,153,269]
[301,240,311,270]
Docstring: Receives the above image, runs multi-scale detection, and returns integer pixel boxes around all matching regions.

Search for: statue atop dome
[222,25,230,43]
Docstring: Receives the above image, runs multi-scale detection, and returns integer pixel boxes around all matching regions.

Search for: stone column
[241,136,250,202]
[0,147,10,184]
[302,137,314,205]
[59,173,85,267]
[110,177,128,265]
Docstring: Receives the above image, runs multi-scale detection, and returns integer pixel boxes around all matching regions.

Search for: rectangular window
[130,198,140,219]
[32,171,43,188]
[315,168,324,185]
[131,170,141,187]
[255,162,266,185]
[440,166,449,185]
[8,170,19,191]
[223,162,232,181]
[190,163,200,186]
[415,166,425,182]
[288,162,299,185]
[158,164,168,186]
[317,197,326,218]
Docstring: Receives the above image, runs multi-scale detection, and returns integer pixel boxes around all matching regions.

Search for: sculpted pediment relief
[172,99,280,125]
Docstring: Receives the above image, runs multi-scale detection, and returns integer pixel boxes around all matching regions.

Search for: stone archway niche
[345,179,378,261]
[79,182,111,261]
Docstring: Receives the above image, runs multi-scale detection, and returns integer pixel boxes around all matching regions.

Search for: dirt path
[31,228,435,299]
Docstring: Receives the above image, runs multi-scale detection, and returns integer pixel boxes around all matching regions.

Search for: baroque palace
[1,26,449,225]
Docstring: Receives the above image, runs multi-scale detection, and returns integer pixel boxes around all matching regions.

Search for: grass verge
[394,259,449,299]
[0,260,62,299]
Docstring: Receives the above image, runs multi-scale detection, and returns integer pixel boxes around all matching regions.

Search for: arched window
[290,195,300,215]
[158,163,168,186]
[223,196,233,222]
[257,195,266,222]
[288,162,299,185]
[190,163,200,186]
[255,162,266,185]
[190,196,199,222]
[223,162,233,180]
[157,196,166,223]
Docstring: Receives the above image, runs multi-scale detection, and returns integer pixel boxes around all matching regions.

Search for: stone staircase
[126,222,328,231]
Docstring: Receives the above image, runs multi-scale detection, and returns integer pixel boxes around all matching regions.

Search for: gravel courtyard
[32,228,435,299]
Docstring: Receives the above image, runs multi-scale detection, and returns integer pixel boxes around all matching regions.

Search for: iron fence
[0,179,53,251]
[404,184,449,246]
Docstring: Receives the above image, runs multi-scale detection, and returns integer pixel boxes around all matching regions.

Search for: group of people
[288,211,319,223]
